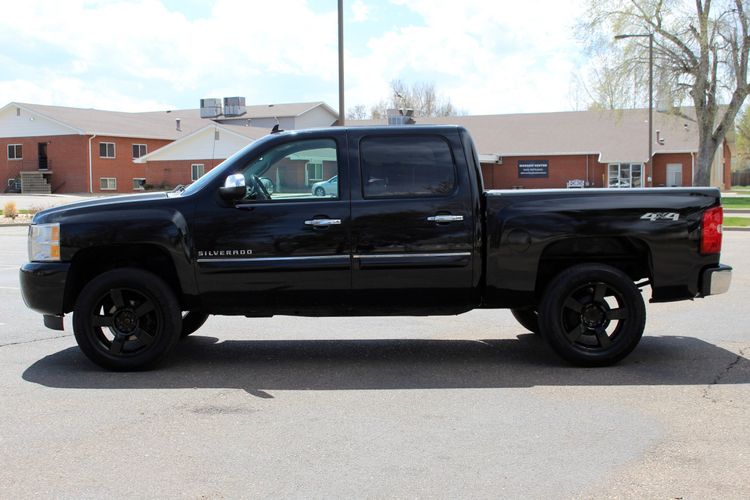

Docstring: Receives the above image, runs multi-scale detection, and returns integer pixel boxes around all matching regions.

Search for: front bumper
[19,262,71,318]
[700,264,732,296]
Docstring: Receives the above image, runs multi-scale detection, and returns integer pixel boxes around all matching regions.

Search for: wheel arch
[63,244,195,313]
[534,236,652,302]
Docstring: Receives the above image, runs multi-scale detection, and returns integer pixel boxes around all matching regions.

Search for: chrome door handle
[305,218,342,226]
[427,215,464,223]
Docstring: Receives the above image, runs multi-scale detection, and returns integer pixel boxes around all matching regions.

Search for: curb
[0,223,31,227]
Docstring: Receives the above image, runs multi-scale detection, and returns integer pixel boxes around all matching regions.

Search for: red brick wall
[1,134,174,193]
[1,134,88,192]
[91,136,171,193]
[480,154,607,189]
[650,153,693,187]
[480,153,699,190]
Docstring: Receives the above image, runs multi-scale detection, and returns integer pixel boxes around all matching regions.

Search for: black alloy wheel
[73,268,182,371]
[314,187,325,196]
[538,264,646,367]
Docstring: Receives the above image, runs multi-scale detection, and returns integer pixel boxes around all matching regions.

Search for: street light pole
[615,33,654,187]
[338,0,345,126]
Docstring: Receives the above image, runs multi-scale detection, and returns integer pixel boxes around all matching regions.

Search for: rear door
[347,128,476,310]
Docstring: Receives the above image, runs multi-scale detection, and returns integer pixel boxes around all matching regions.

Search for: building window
[132,144,147,159]
[100,177,117,190]
[191,163,205,181]
[305,162,324,185]
[608,163,642,188]
[99,142,116,158]
[7,144,22,160]
[133,178,146,190]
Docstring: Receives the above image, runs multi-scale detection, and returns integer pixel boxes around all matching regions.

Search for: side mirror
[219,173,246,201]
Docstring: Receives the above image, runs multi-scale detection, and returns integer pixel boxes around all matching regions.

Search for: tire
[180,310,209,338]
[511,307,539,334]
[314,187,325,196]
[73,268,182,371]
[538,263,645,367]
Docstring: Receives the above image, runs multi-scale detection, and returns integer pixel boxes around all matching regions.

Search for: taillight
[700,206,723,255]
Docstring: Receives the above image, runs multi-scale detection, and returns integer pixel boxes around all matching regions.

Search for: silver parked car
[311,175,337,196]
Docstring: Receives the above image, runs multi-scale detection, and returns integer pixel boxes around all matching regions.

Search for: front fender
[57,208,197,296]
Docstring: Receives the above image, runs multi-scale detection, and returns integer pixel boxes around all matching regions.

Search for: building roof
[217,101,338,121]
[6,102,205,140]
[2,100,337,140]
[351,108,710,163]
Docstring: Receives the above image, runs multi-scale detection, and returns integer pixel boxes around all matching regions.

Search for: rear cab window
[359,135,457,199]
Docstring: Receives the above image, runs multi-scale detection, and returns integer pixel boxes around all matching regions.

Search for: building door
[38,143,48,170]
[666,164,683,187]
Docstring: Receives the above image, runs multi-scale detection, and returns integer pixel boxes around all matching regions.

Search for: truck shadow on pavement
[22,334,750,396]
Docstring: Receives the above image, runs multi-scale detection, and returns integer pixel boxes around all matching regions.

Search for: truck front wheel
[538,264,645,367]
[72,268,182,371]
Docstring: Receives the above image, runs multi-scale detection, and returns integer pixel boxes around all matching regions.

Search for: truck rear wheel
[510,307,539,334]
[72,268,182,371]
[538,264,645,367]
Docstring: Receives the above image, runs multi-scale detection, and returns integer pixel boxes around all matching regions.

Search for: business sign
[518,160,549,178]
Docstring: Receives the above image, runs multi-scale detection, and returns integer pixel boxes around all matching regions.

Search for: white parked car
[311,175,337,196]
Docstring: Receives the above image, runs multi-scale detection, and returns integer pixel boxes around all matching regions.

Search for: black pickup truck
[20,125,732,370]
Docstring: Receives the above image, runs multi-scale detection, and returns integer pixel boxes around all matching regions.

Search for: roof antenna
[271,116,283,134]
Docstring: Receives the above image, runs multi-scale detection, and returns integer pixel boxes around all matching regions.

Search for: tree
[347,80,465,120]
[578,0,750,186]
[346,104,368,120]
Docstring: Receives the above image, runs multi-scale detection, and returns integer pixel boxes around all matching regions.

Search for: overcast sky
[0,0,587,115]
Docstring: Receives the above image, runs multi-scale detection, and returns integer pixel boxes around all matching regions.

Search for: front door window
[240,139,338,201]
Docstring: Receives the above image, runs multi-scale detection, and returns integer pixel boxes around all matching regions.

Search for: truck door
[191,132,351,314]
[347,129,476,311]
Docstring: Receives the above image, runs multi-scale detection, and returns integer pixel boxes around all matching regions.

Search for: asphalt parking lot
[0,225,748,498]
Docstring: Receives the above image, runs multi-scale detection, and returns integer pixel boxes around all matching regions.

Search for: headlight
[28,223,61,262]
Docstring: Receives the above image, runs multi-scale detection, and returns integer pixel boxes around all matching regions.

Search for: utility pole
[615,33,654,187]
[338,0,344,126]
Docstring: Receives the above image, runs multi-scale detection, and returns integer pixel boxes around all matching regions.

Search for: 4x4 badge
[641,212,679,221]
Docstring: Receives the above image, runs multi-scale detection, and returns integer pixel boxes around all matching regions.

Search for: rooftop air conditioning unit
[223,96,247,117]
[200,98,223,118]
[386,108,415,126]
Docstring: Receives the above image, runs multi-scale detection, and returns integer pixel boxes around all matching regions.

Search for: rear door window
[360,135,456,198]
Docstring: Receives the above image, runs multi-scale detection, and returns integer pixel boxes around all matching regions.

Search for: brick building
[0,101,338,194]
[356,108,733,190]
[1,101,733,193]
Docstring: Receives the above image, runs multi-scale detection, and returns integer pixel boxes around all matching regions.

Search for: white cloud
[0,0,339,110]
[0,0,586,115]
[346,0,584,114]
[352,0,370,22]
